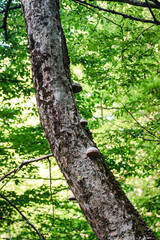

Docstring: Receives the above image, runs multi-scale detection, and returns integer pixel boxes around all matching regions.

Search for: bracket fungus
[68,192,77,201]
[86,147,101,158]
[72,82,82,93]
[80,118,88,126]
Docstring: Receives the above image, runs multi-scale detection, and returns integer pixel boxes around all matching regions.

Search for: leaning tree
[0,0,159,239]
[16,0,158,239]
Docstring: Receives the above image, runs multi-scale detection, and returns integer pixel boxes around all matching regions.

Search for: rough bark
[20,1,157,239]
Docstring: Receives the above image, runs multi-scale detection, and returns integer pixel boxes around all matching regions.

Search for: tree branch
[0,193,45,240]
[89,0,160,9]
[96,107,160,143]
[0,154,53,182]
[0,178,12,191]
[73,0,160,24]
[0,5,21,14]
[3,0,12,41]
[152,0,160,5]
[103,117,160,142]
[0,2,21,41]
[125,129,160,142]
[145,0,159,22]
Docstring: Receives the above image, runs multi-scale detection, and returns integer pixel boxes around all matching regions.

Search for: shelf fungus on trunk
[72,82,82,93]
[86,147,101,159]
[80,118,88,126]
[68,192,77,201]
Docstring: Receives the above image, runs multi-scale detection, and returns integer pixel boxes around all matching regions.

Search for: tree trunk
[20,1,157,239]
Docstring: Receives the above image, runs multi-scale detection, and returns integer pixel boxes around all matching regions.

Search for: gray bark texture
[20,0,157,239]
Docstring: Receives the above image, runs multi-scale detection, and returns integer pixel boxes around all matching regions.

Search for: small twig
[0,154,53,182]
[45,159,55,236]
[90,17,100,35]
[0,208,12,240]
[0,193,45,240]
[97,106,122,110]
[76,0,122,28]
[48,159,54,222]
[0,178,12,191]
[123,105,160,140]
[94,111,160,143]
[135,25,155,40]
[7,176,64,180]
[98,24,156,74]
[101,12,122,28]
[125,129,160,142]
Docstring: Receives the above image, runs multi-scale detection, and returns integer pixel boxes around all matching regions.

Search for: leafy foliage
[0,0,159,239]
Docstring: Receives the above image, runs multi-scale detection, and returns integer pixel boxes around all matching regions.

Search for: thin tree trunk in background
[20,0,157,239]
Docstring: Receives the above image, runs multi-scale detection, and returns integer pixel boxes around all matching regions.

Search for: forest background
[0,0,160,239]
